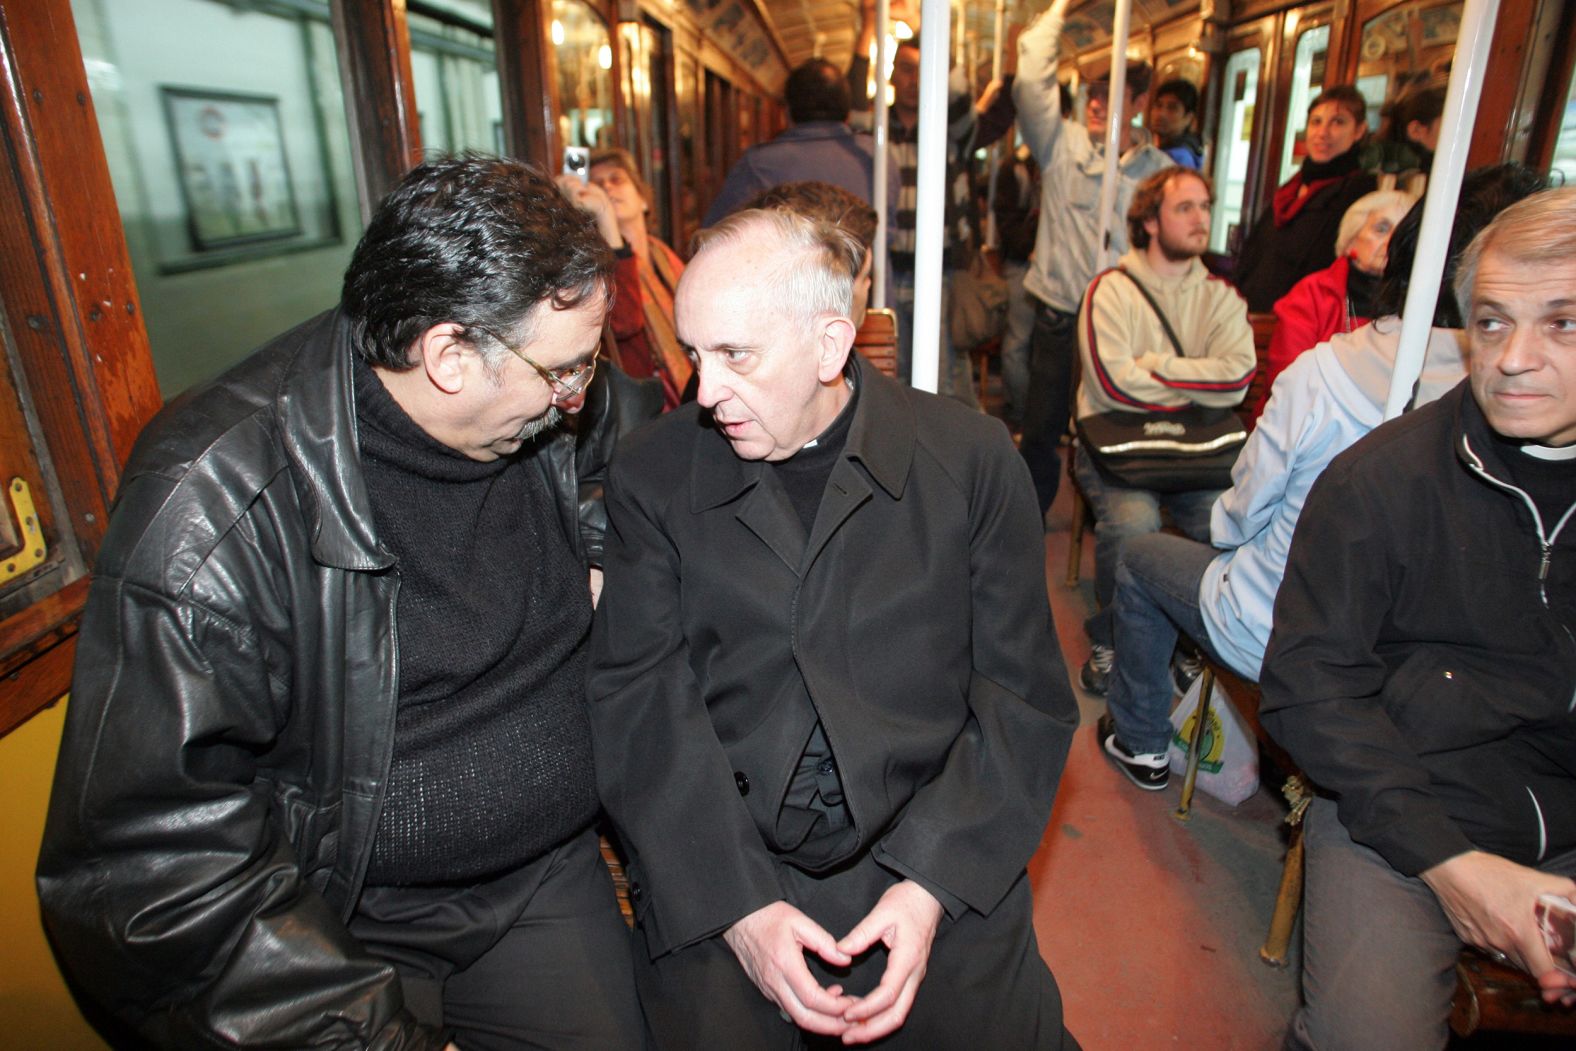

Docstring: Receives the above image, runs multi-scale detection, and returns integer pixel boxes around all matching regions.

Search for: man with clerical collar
[1261,186,1576,1049]
[587,208,1081,1048]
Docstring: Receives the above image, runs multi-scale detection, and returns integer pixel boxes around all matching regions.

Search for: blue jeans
[1073,445,1220,648]
[999,261,1033,428]
[1104,533,1224,755]
[1019,301,1078,515]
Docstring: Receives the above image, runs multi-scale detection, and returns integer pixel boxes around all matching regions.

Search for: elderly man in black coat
[587,208,1080,1049]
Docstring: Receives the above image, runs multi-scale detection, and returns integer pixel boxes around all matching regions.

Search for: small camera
[563,146,590,183]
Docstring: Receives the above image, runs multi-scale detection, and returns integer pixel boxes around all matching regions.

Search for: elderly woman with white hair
[1247,188,1417,419]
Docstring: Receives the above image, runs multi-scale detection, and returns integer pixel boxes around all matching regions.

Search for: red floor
[1030,476,1300,1049]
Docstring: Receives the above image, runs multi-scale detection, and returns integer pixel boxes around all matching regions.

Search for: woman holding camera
[560,147,689,409]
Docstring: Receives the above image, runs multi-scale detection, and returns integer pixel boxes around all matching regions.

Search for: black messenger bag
[1075,268,1247,493]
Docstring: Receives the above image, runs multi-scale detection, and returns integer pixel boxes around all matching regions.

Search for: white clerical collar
[1521,442,1576,462]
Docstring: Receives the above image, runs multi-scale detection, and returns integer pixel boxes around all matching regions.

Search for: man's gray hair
[1453,187,1576,311]
[1335,189,1417,258]
[690,208,864,326]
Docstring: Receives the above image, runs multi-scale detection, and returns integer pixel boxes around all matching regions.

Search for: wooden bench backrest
[855,307,899,379]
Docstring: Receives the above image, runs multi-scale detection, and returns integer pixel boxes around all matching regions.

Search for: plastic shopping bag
[1168,674,1260,806]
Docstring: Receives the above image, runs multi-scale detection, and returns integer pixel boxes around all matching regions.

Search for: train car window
[1552,68,1576,185]
[674,50,703,249]
[1211,46,1264,254]
[552,0,614,151]
[1354,1,1461,132]
[70,0,361,399]
[1276,23,1332,185]
[618,20,676,245]
[406,4,504,158]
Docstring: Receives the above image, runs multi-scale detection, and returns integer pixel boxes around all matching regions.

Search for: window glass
[1277,23,1331,185]
[1551,66,1576,185]
[674,49,703,248]
[1356,2,1461,121]
[1211,46,1261,254]
[406,5,503,156]
[72,0,360,398]
[554,0,614,150]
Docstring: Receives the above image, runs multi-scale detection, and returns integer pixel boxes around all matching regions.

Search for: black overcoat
[587,354,1079,959]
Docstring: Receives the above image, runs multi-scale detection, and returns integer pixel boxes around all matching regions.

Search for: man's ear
[1143,214,1161,241]
[412,322,473,395]
[816,315,856,383]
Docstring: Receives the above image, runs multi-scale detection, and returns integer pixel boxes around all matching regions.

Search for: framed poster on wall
[161,87,303,251]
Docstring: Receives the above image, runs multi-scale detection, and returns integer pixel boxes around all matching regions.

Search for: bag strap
[1114,266,1186,359]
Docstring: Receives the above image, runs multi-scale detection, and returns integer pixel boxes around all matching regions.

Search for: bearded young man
[1069,166,1256,700]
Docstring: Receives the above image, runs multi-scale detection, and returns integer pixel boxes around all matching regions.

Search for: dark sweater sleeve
[1259,455,1477,876]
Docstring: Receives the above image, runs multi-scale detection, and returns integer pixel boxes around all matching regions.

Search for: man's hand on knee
[723,901,856,1035]
[1421,850,1576,1002]
[835,880,944,1044]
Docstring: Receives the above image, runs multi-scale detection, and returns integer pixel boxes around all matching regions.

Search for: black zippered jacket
[36,309,617,1049]
[1261,381,1576,877]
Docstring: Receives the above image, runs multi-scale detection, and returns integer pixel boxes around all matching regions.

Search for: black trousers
[350,827,648,1050]
[1018,300,1081,516]
[631,853,1076,1050]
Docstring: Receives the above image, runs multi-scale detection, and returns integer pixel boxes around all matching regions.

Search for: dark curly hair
[341,153,613,371]
[786,59,852,124]
[1376,163,1550,328]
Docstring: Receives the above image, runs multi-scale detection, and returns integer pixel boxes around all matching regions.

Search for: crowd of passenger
[30,0,1575,1048]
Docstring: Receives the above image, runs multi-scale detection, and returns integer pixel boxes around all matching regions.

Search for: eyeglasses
[473,326,598,401]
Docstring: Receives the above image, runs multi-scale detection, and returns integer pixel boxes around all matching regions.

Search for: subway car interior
[1,0,1575,1046]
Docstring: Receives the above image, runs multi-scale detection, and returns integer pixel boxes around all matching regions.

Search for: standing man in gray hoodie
[1013,0,1172,516]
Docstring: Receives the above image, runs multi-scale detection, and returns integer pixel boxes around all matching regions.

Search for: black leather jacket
[37,309,619,1049]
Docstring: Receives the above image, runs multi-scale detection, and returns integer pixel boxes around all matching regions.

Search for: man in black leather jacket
[37,157,646,1049]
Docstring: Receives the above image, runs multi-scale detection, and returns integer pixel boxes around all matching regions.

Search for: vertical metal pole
[911,0,952,393]
[984,0,1007,249]
[1385,0,1501,419]
[872,0,891,310]
[1094,0,1133,270]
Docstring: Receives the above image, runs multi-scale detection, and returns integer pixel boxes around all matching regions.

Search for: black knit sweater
[353,357,598,886]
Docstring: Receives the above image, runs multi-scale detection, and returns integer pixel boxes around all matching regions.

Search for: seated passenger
[1368,82,1445,183]
[1248,189,1417,419]
[1234,86,1379,312]
[1262,184,1576,1051]
[1073,166,1255,695]
[1094,163,1545,791]
[561,146,691,407]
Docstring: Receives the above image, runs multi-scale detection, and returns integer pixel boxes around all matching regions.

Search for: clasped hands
[722,879,944,1044]
[1421,850,1576,1006]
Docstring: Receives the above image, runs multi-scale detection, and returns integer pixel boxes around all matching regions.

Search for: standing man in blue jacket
[1261,187,1576,1050]
[705,58,898,226]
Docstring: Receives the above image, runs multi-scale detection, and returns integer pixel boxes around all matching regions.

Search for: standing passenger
[1014,0,1174,516]
[36,157,647,1050]
[1149,78,1204,170]
[588,208,1079,1049]
[704,58,898,225]
[1233,86,1378,312]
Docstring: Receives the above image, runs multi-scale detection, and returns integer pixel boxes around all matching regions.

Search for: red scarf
[1271,172,1343,226]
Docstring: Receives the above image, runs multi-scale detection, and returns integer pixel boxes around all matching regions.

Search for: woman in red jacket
[1247,188,1416,420]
